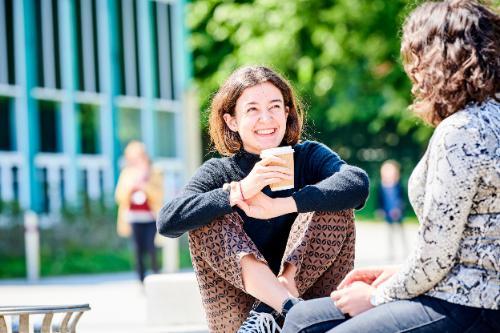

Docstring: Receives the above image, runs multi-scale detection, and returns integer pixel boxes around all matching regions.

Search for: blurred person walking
[115,141,164,283]
[282,0,500,332]
[378,160,408,261]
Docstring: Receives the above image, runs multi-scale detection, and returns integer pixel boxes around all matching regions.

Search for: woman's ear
[285,106,290,119]
[223,113,238,132]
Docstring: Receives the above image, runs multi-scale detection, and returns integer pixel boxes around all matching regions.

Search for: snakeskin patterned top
[373,99,500,309]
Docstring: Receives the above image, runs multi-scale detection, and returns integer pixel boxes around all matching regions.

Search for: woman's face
[126,150,149,169]
[223,82,289,155]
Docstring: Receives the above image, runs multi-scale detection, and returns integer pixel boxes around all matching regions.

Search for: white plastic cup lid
[260,146,294,157]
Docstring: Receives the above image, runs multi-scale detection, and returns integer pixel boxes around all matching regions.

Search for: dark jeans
[282,296,500,333]
[131,222,159,282]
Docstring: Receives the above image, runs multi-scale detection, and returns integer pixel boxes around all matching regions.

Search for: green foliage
[0,206,193,279]
[188,0,440,213]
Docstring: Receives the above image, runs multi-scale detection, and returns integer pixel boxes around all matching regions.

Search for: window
[0,97,14,151]
[78,103,100,154]
[152,1,176,100]
[38,101,61,153]
[118,107,141,153]
[34,0,62,89]
[75,0,100,92]
[155,111,176,157]
[117,0,141,97]
[0,0,16,85]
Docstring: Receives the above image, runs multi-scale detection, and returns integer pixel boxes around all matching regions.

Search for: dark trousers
[282,295,500,333]
[131,221,159,282]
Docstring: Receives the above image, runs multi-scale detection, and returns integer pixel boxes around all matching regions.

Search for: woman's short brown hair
[401,0,499,126]
[208,66,304,156]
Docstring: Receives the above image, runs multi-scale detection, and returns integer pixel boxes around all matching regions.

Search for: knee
[282,301,312,332]
[283,297,344,333]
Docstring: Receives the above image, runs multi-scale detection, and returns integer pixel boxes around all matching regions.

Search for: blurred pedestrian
[378,160,408,261]
[115,141,164,283]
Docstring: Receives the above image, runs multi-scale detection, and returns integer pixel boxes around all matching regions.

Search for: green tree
[188,0,436,216]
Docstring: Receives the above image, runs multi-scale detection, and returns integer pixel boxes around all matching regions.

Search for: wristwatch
[369,290,386,306]
[222,182,231,194]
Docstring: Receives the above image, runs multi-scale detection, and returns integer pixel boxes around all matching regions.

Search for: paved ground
[0,221,418,333]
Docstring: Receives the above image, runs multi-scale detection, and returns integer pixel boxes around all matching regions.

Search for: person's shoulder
[197,157,229,172]
[187,157,229,186]
[294,140,334,155]
[431,103,495,157]
[440,99,499,130]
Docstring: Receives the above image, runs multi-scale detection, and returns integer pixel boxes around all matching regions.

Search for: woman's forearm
[157,189,233,238]
[293,165,369,213]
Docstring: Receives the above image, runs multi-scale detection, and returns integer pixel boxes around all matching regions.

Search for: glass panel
[118,107,141,154]
[5,0,15,84]
[75,0,98,92]
[79,103,100,154]
[38,101,61,153]
[153,1,174,100]
[155,111,176,157]
[0,0,8,84]
[0,97,13,151]
[121,0,139,96]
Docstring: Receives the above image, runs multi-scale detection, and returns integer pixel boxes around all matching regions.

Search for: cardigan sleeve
[292,142,369,212]
[156,159,233,238]
[373,122,481,304]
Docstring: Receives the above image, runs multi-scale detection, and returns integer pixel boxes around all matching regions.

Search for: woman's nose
[259,109,272,122]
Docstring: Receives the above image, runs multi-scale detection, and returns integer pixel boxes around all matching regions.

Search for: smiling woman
[157,66,369,333]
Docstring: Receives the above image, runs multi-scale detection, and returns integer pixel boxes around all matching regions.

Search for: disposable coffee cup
[260,146,294,191]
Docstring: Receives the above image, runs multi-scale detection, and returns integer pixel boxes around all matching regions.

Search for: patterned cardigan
[373,99,500,309]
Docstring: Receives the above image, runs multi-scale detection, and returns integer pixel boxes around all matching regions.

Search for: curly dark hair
[208,66,304,156]
[401,0,499,126]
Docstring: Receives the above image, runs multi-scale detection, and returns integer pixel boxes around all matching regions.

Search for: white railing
[0,151,22,203]
[78,154,110,201]
[153,158,185,202]
[34,153,68,214]
[1,151,186,216]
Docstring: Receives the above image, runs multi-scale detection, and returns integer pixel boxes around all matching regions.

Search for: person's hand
[278,264,299,298]
[236,192,297,219]
[239,156,293,200]
[330,281,374,316]
[337,265,400,289]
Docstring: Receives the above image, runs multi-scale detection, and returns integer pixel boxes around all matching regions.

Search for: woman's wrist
[239,178,254,200]
[227,181,244,206]
[276,197,298,215]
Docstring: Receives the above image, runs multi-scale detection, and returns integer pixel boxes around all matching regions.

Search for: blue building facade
[0,0,200,215]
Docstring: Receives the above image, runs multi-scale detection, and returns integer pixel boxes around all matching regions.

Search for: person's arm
[292,142,369,212]
[144,168,165,214]
[115,168,134,205]
[156,159,233,238]
[372,124,481,305]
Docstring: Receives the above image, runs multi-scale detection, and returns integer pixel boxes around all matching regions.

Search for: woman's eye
[247,107,257,113]
[271,104,282,110]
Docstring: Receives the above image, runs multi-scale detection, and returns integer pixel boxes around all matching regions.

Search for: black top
[157,140,370,274]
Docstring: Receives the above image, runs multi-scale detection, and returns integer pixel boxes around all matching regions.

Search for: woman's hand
[337,265,400,289]
[237,192,297,219]
[239,156,293,200]
[331,281,374,316]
